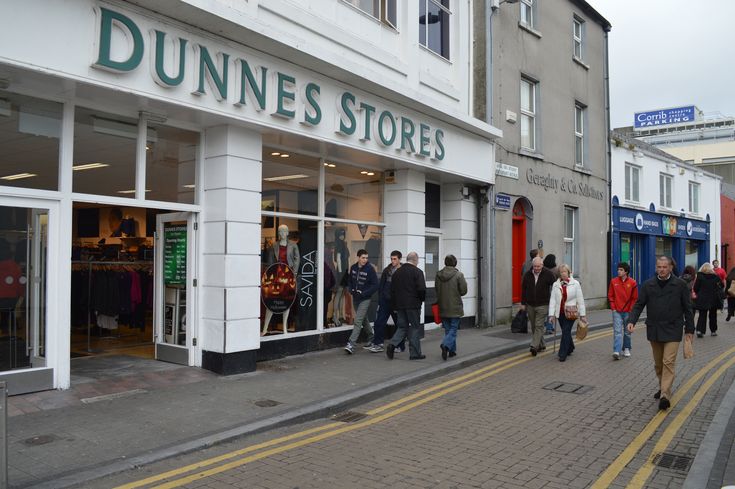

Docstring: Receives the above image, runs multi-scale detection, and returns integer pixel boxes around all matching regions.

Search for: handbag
[510,309,529,334]
[564,305,579,320]
[431,303,441,324]
[575,318,588,340]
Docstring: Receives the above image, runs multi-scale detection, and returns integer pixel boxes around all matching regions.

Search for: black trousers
[696,307,718,334]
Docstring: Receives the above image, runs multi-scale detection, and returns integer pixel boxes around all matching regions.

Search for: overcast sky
[590,0,735,129]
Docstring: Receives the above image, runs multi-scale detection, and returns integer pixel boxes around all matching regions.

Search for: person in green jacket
[435,255,468,360]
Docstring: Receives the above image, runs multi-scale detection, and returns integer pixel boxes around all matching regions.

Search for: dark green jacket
[435,266,468,318]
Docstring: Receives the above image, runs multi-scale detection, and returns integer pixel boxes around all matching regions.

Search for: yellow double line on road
[591,345,735,489]
[117,329,613,489]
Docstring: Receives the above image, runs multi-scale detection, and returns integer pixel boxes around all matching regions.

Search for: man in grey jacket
[627,256,695,410]
[435,254,468,360]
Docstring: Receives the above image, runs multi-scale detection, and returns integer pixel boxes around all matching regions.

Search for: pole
[0,381,7,489]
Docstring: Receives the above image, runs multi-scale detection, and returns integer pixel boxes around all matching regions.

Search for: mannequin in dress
[262,224,300,335]
[331,228,349,326]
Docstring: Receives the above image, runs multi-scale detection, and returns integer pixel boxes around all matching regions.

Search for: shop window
[419,0,451,59]
[659,173,672,208]
[425,182,441,228]
[656,237,673,259]
[73,108,137,198]
[520,0,535,29]
[520,77,537,151]
[145,125,199,204]
[324,164,383,222]
[263,150,320,216]
[0,91,61,191]
[342,0,397,28]
[563,206,577,272]
[688,181,700,214]
[625,163,640,202]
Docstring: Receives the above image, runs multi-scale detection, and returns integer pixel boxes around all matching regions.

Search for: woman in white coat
[548,263,587,362]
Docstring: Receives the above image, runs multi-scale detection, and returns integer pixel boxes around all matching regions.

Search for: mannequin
[262,224,300,335]
[331,228,349,326]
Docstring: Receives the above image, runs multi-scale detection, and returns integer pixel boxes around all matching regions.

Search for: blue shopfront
[612,199,711,283]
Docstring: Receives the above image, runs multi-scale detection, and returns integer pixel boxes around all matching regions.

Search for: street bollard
[0,381,6,489]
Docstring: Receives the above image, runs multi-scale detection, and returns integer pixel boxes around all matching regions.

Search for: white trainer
[623,348,631,357]
[612,351,620,360]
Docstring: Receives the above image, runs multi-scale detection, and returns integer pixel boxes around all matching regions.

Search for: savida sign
[91,7,446,160]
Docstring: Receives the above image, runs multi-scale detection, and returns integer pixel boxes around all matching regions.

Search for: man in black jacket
[386,251,426,360]
[520,257,556,356]
[627,256,695,410]
[367,250,402,353]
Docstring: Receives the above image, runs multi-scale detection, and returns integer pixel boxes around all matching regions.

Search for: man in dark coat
[367,250,402,353]
[344,249,379,354]
[386,251,426,360]
[520,257,556,356]
[627,256,694,410]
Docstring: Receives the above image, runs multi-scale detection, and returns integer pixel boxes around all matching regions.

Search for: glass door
[29,209,48,367]
[154,212,196,365]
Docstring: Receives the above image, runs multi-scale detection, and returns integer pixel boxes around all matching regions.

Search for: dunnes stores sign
[525,169,604,200]
[91,7,446,160]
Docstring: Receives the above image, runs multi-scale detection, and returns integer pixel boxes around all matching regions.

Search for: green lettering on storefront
[153,30,187,86]
[94,7,144,72]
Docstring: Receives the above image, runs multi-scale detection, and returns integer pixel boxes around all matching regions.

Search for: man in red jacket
[608,262,638,360]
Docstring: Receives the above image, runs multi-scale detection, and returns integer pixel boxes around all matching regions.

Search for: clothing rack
[71,260,153,352]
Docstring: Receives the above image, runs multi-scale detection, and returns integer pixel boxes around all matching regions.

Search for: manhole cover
[543,382,594,395]
[652,452,693,472]
[254,399,281,408]
[331,411,368,423]
[23,434,58,446]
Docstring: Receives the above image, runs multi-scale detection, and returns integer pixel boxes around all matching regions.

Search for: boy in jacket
[367,250,403,353]
[608,262,638,360]
[344,249,379,354]
[435,255,468,360]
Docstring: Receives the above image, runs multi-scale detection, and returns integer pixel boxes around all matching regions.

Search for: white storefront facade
[0,0,500,392]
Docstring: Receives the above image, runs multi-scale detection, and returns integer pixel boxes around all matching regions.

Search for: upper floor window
[520,77,537,151]
[689,181,700,214]
[625,163,640,203]
[573,17,584,59]
[343,0,397,27]
[574,103,586,167]
[659,173,673,208]
[419,0,451,59]
[520,0,535,28]
[563,206,578,272]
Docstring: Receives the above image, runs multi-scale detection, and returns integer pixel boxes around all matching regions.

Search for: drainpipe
[604,27,612,286]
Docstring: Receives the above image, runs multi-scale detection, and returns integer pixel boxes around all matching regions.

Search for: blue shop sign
[495,193,511,210]
[617,208,708,240]
[634,106,696,128]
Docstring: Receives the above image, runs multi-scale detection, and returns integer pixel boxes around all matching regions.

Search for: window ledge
[519,148,544,161]
[518,22,542,39]
[574,166,592,175]
[419,44,452,64]
[573,56,590,70]
[623,201,646,210]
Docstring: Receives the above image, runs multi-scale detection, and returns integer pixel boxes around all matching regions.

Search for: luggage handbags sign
[163,224,187,285]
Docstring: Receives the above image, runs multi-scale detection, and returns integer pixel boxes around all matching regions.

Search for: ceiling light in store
[366,172,375,176]
[73,162,110,171]
[279,153,290,158]
[360,171,368,175]
[264,174,309,182]
[1,172,36,181]
[324,162,336,168]
[271,152,281,156]
[183,184,196,189]
[117,189,151,194]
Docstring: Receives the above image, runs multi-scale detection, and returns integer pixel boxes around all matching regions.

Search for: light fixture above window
[264,174,308,182]
[1,172,37,180]
[279,153,290,158]
[271,152,281,156]
[73,162,110,171]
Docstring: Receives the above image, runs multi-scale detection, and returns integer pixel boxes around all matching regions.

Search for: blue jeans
[391,309,422,357]
[558,314,575,360]
[372,298,396,345]
[441,317,460,353]
[612,311,632,353]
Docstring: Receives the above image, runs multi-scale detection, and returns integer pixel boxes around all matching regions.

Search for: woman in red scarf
[548,263,587,362]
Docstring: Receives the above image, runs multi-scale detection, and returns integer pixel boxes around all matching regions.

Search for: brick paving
[91,312,735,489]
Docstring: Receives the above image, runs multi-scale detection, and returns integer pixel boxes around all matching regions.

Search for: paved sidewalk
[0,308,726,488]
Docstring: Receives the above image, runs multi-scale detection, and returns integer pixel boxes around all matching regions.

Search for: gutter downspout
[487,2,497,326]
[604,27,612,286]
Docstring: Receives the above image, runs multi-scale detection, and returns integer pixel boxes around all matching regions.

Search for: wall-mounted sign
[163,224,187,285]
[495,193,511,210]
[525,168,604,200]
[496,163,519,180]
[634,106,696,129]
[616,207,708,240]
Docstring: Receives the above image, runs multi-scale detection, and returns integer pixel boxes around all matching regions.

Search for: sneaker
[697,332,704,338]
[712,332,718,337]
[623,348,631,358]
[363,344,374,351]
[369,344,384,353]
[613,352,620,360]
[344,342,355,354]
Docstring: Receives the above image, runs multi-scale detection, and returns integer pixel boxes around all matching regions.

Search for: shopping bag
[431,303,441,324]
[544,320,555,335]
[575,318,588,340]
[510,309,528,333]
[683,335,694,359]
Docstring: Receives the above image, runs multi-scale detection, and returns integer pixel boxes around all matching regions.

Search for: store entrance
[70,204,195,365]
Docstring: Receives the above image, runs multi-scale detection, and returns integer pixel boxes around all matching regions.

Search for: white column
[200,125,262,373]
[384,169,425,265]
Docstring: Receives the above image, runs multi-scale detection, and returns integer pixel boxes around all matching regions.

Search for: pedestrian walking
[520,257,556,356]
[344,249,379,354]
[627,256,695,410]
[713,259,726,285]
[521,249,539,279]
[543,254,559,279]
[386,251,426,360]
[435,254,468,361]
[693,262,723,338]
[367,250,402,353]
[548,263,586,362]
[608,262,638,360]
[726,267,735,321]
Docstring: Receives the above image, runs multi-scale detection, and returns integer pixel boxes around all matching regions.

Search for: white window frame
[520,0,534,28]
[563,206,577,272]
[419,0,452,60]
[625,163,640,203]
[342,0,397,28]
[574,103,585,167]
[659,173,673,209]
[689,181,701,214]
[520,77,537,151]
[573,17,584,60]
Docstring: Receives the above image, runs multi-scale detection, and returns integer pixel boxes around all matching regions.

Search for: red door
[512,202,527,303]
